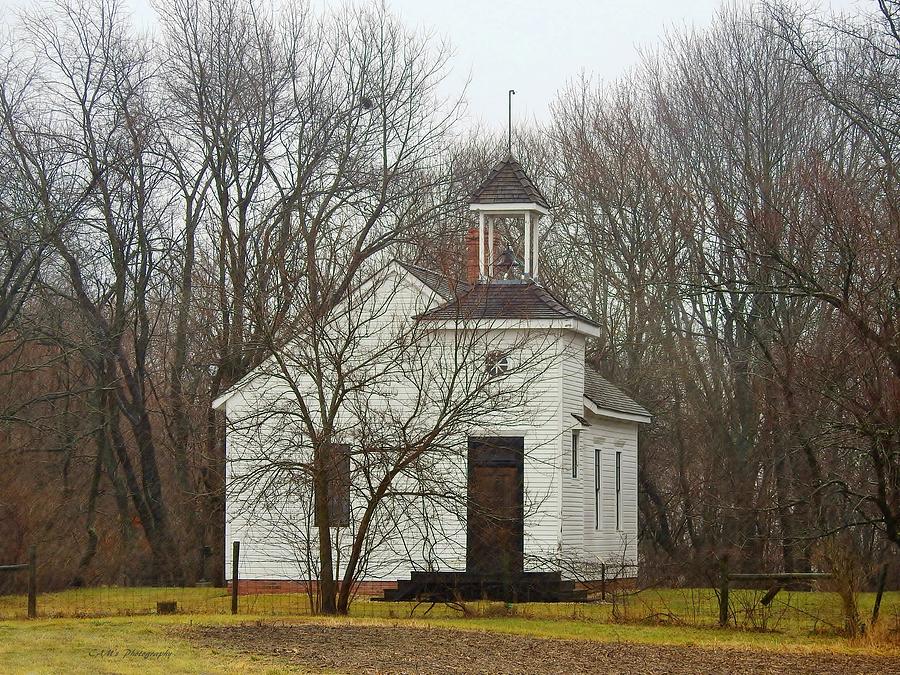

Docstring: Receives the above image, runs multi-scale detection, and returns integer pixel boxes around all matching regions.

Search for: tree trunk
[314,450,337,614]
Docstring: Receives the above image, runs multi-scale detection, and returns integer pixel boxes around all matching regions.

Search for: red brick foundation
[227,577,635,598]
[227,579,397,596]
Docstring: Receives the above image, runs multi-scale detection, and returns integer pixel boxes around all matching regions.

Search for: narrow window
[615,451,622,531]
[594,449,601,529]
[571,431,579,478]
[316,443,351,527]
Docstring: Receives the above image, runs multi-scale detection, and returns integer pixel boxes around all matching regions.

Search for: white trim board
[583,396,652,424]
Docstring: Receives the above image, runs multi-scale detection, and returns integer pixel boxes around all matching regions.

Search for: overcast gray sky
[0,0,864,131]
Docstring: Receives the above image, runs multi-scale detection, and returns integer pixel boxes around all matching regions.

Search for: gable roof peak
[469,155,550,210]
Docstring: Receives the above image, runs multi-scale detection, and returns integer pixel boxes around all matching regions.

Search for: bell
[495,243,522,279]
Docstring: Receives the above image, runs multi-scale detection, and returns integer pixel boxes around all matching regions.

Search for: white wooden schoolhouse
[213,156,651,600]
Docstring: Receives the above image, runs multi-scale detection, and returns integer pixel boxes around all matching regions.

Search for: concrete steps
[373,571,589,603]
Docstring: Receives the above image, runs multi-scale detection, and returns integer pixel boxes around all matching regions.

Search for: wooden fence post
[871,563,888,625]
[600,563,606,601]
[27,545,36,619]
[231,541,240,615]
[718,558,729,628]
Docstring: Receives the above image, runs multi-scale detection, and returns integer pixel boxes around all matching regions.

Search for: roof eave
[469,202,550,216]
[572,318,601,337]
[212,389,236,410]
[583,395,652,424]
[415,317,599,336]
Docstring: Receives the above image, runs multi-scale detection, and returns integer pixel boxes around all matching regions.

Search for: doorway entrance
[466,436,525,576]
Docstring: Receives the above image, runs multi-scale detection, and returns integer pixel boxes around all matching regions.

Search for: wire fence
[1,576,898,639]
[1,543,898,641]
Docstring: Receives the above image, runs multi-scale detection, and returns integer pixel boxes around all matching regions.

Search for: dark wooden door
[467,437,524,576]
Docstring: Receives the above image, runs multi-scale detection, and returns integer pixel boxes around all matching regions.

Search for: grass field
[1,609,898,675]
[0,586,898,673]
[1,584,897,635]
[0,615,300,674]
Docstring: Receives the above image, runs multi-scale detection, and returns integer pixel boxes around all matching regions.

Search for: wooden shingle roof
[469,155,550,209]
[399,262,470,301]
[584,365,651,418]
[416,279,597,326]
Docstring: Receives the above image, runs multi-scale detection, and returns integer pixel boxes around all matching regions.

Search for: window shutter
[315,443,351,527]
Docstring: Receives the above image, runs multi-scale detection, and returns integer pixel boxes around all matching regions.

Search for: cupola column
[488,217,495,277]
[524,212,531,276]
[478,212,486,279]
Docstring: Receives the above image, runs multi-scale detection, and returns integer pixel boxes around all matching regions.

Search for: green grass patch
[0,585,897,661]
[3,585,898,626]
[0,615,303,674]
[0,606,897,674]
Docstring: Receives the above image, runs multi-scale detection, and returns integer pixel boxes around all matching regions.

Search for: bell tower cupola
[468,155,550,283]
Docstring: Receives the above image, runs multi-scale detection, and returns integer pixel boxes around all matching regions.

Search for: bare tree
[2,0,184,581]
[757,0,900,547]
[541,2,899,579]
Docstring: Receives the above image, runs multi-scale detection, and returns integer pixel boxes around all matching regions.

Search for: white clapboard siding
[559,338,586,561]
[222,265,638,583]
[579,415,639,569]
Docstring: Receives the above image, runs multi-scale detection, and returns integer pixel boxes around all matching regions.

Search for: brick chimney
[465,227,481,284]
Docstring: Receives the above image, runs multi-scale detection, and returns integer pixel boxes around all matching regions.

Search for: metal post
[27,545,36,619]
[231,541,239,615]
[507,89,516,153]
